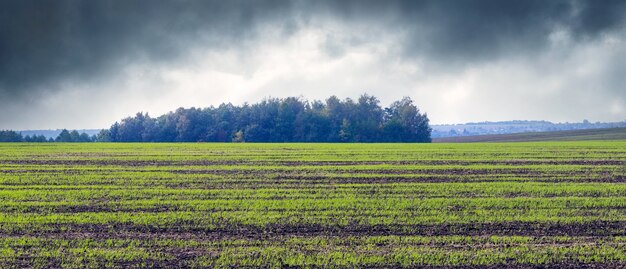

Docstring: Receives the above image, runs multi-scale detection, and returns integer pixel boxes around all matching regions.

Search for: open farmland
[1,142,626,268]
[433,127,626,143]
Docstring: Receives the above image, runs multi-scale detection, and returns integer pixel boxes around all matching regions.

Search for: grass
[0,142,626,268]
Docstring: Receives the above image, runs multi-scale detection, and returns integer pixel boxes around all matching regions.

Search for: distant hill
[433,127,626,142]
[19,129,101,139]
[431,120,626,138]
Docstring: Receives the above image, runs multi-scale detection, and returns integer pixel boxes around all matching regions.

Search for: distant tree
[325,96,345,142]
[159,113,179,142]
[78,132,92,142]
[353,94,384,142]
[295,102,331,142]
[0,130,23,142]
[96,129,111,142]
[109,123,120,142]
[55,129,72,142]
[383,97,431,142]
[244,99,279,142]
[276,97,306,142]
[175,108,210,142]
[140,115,158,142]
[33,135,48,142]
[69,130,81,142]
[117,113,147,142]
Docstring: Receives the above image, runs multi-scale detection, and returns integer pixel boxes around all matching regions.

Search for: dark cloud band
[2,0,625,95]
[0,0,625,128]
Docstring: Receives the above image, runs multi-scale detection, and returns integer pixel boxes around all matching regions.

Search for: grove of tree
[97,94,431,143]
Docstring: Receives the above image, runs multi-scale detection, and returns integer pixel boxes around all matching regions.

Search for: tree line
[96,94,431,143]
[0,129,95,142]
[1,95,431,143]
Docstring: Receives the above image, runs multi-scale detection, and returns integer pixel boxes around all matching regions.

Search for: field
[1,142,626,268]
[433,127,626,142]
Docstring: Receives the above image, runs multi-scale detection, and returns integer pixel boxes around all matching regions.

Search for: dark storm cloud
[1,0,625,106]
[348,0,626,64]
[283,0,626,61]
[0,0,297,99]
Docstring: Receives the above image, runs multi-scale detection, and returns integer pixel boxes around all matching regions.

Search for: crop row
[2,235,626,268]
[1,142,625,267]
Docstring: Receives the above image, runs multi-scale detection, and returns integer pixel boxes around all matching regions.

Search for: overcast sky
[1,0,625,130]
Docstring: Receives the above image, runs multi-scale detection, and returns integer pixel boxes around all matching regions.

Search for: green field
[1,142,626,268]
[433,127,626,142]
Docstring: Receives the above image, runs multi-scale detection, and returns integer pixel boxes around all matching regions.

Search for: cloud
[414,30,626,123]
[0,0,625,129]
[0,0,299,97]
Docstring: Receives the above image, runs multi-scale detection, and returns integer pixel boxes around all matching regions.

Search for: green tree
[69,130,81,142]
[101,94,431,143]
[55,129,72,142]
[384,97,431,142]
[0,130,23,142]
[78,133,92,142]
[96,129,111,142]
